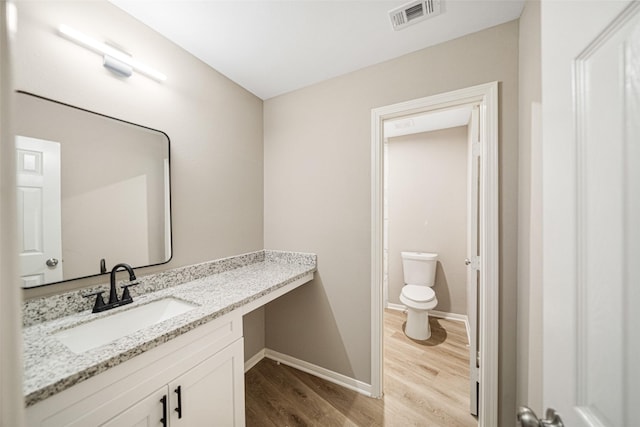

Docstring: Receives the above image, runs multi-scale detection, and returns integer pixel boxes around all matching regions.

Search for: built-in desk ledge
[22,250,316,406]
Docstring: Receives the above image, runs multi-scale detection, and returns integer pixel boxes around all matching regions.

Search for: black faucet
[84,263,139,313]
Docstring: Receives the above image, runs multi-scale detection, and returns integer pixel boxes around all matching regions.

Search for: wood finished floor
[245,309,477,426]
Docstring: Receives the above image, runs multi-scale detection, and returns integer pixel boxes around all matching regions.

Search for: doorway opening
[384,106,476,423]
[370,82,499,427]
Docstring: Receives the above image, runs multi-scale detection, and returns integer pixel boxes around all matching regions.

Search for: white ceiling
[110,0,524,100]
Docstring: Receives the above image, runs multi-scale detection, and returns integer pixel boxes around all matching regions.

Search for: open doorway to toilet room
[384,110,474,425]
[371,82,499,427]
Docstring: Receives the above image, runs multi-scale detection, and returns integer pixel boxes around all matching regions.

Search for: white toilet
[399,251,438,340]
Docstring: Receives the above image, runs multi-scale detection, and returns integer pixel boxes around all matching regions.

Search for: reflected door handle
[46,258,59,267]
[517,406,564,427]
[464,258,471,265]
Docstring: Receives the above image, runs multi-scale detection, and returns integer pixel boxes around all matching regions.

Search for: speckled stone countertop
[23,250,316,407]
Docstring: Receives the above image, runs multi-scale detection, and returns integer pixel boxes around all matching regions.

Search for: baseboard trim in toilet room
[385,303,471,344]
[386,302,406,312]
[244,348,373,397]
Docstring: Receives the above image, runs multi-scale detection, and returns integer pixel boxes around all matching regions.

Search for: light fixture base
[103,55,133,78]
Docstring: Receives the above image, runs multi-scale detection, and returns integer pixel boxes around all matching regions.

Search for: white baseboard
[263,349,373,397]
[244,348,266,373]
[384,304,471,344]
[244,348,373,398]
[430,309,467,322]
[385,302,405,311]
[430,310,471,344]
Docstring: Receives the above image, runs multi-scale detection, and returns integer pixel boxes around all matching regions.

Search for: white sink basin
[54,297,198,354]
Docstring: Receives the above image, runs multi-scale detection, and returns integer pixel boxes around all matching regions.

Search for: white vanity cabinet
[26,310,245,427]
[103,339,244,426]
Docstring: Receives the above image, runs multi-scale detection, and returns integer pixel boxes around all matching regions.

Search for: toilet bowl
[399,251,438,340]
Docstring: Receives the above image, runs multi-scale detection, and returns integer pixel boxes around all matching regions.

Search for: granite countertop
[23,252,316,407]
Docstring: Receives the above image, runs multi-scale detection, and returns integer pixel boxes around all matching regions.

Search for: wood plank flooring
[245,309,477,426]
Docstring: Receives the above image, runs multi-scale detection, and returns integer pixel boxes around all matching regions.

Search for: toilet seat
[401,285,435,303]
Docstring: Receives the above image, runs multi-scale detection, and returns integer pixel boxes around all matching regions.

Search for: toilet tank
[401,251,438,287]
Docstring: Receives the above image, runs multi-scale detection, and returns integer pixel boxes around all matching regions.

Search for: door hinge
[466,255,480,270]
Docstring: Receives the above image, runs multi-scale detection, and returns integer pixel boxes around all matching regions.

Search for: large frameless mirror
[14,91,172,288]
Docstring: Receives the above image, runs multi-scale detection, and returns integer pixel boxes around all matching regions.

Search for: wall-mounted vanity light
[58,24,167,82]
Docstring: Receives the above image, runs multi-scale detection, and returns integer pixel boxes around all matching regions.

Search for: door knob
[517,406,564,427]
[46,258,59,267]
[465,258,471,265]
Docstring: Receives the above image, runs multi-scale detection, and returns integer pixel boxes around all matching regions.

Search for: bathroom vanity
[23,250,316,426]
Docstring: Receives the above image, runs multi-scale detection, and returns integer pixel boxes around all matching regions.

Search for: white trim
[264,349,373,397]
[244,348,266,373]
[385,302,405,311]
[371,82,499,427]
[430,309,465,322]
[431,309,468,322]
[466,104,481,417]
[371,98,384,398]
[431,310,471,344]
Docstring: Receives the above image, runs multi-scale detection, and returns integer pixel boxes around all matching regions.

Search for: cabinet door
[101,387,167,427]
[169,338,245,426]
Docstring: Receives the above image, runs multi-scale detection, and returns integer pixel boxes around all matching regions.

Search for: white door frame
[370,81,499,426]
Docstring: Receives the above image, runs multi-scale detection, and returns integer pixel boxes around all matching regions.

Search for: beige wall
[387,127,468,314]
[517,0,542,414]
[264,20,519,425]
[14,1,265,361]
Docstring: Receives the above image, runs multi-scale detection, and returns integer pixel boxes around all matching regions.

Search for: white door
[539,1,640,426]
[15,135,63,287]
[466,105,480,416]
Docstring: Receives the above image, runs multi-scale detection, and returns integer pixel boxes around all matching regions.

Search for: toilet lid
[402,285,435,303]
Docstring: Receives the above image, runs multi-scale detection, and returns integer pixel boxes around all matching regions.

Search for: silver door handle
[46,258,59,267]
[465,258,471,265]
[517,406,564,427]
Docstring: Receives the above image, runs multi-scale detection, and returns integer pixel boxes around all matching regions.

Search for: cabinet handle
[174,385,183,419]
[160,395,168,427]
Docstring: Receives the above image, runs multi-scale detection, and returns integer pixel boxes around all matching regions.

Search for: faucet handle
[120,282,139,302]
[83,291,106,313]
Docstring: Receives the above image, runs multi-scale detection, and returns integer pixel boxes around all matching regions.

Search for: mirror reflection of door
[16,135,63,287]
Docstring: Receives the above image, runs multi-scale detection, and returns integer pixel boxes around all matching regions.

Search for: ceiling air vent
[389,0,442,31]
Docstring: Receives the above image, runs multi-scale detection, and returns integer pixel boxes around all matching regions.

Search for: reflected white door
[16,136,62,287]
[542,1,639,425]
